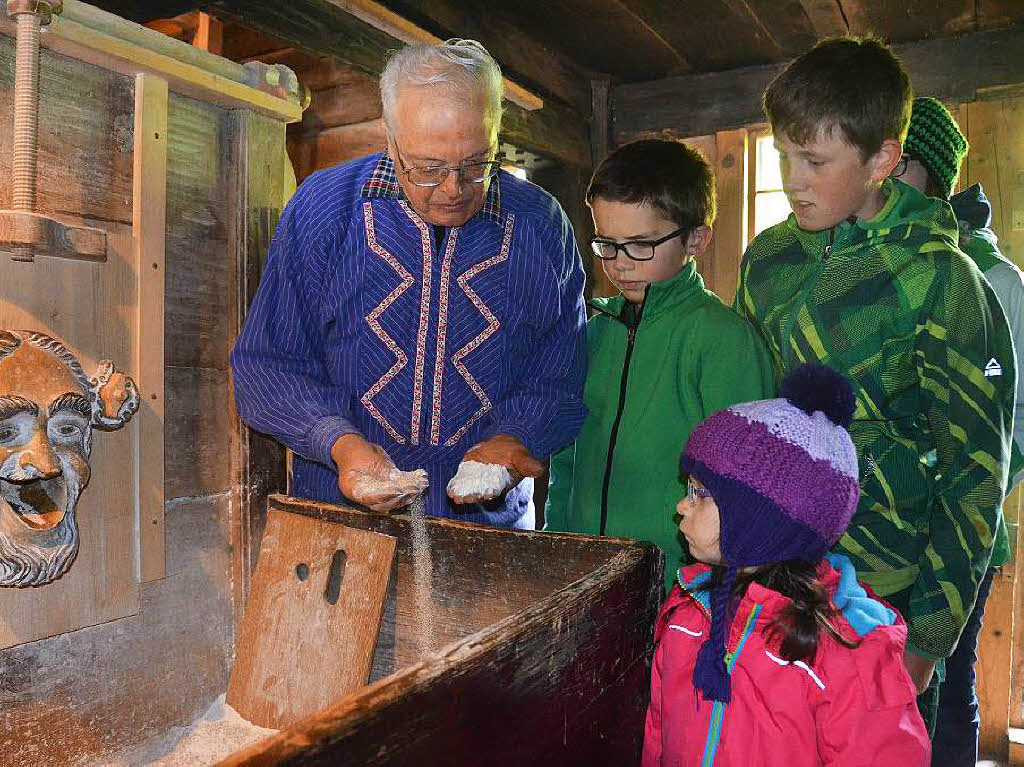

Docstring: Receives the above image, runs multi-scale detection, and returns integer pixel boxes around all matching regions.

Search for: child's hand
[902,648,936,694]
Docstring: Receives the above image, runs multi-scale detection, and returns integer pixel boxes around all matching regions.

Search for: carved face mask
[0,331,138,587]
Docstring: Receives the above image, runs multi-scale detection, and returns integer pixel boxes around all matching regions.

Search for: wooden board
[226,509,396,729]
[0,226,140,648]
[708,128,748,304]
[134,73,169,582]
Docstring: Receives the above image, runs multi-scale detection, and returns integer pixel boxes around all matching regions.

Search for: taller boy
[734,37,1016,727]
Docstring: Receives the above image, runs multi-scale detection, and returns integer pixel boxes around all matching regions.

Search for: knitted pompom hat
[680,364,860,703]
[904,97,968,200]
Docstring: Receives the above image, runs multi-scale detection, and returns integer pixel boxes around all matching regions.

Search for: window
[751,132,791,237]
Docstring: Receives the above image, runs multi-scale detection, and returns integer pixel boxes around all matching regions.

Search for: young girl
[643,364,930,766]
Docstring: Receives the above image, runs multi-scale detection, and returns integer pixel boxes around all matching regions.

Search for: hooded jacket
[734,178,1016,660]
[951,183,1024,568]
[643,557,931,767]
[545,263,774,591]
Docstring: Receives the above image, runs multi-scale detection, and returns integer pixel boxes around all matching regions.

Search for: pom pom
[780,364,855,427]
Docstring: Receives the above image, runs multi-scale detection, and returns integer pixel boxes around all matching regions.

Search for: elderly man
[231,40,587,528]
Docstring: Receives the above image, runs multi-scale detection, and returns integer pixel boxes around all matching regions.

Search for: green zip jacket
[546,263,775,592]
[734,178,1016,660]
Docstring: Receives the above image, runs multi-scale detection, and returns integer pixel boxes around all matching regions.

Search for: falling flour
[408,494,437,657]
[446,461,512,499]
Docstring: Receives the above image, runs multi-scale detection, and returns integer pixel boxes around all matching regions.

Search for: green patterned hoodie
[735,178,1016,661]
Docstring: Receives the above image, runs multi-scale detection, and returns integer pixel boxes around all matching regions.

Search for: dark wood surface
[221,495,664,767]
[614,24,1024,144]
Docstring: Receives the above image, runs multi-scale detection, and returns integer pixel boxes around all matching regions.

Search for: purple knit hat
[681,364,860,703]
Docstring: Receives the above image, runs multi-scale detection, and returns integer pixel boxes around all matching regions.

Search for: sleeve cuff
[308,416,360,468]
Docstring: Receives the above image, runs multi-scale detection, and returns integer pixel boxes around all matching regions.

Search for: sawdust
[98,695,277,766]
[446,460,511,500]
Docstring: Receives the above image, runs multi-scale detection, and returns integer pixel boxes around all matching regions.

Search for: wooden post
[590,77,610,167]
[191,12,223,56]
[133,72,168,583]
[710,128,748,304]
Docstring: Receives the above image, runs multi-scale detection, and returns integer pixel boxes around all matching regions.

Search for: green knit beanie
[904,97,968,199]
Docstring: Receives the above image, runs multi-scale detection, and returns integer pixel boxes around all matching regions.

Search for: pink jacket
[643,561,931,766]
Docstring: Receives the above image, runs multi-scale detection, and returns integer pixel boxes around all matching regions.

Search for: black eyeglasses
[590,226,691,262]
[892,154,912,179]
[392,138,500,187]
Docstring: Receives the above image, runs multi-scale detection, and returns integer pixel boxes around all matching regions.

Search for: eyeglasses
[892,154,911,179]
[391,138,500,187]
[686,481,713,504]
[590,226,691,262]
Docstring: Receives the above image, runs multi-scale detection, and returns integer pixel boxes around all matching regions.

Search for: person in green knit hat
[545,138,775,593]
[896,95,1024,766]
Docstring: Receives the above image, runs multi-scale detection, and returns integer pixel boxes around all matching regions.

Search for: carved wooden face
[0,341,93,586]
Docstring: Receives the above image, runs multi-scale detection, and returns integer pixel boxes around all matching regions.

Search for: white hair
[380,39,504,130]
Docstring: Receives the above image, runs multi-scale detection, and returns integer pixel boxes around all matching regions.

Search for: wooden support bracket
[0,209,107,262]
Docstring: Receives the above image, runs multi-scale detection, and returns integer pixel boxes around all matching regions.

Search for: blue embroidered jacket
[231,152,587,526]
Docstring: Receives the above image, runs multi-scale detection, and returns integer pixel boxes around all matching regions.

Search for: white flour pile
[147,695,277,766]
[408,494,437,657]
[446,460,511,499]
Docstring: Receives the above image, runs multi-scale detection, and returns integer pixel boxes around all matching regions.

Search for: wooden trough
[221,494,663,766]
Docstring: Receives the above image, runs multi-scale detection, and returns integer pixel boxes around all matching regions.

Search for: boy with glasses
[733,38,1016,733]
[545,138,774,592]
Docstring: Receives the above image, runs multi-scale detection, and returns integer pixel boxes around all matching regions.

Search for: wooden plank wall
[0,38,249,763]
[964,93,1024,761]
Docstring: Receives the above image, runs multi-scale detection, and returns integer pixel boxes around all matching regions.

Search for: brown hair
[705,560,860,663]
[586,138,716,228]
[764,37,912,161]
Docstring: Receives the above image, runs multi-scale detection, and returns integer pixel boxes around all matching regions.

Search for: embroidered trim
[763,650,826,690]
[444,214,515,448]
[430,226,461,445]
[361,201,413,443]
[668,624,703,637]
[399,201,433,446]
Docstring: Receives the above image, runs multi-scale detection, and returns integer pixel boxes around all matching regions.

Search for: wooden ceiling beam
[613,24,1024,143]
[198,0,591,166]
[797,0,850,39]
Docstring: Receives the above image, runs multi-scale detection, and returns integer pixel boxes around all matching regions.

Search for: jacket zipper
[781,225,834,371]
[597,288,648,536]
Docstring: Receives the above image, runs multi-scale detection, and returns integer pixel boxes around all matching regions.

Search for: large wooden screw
[7,0,62,262]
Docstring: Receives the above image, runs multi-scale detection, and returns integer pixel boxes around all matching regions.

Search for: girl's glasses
[687,482,713,504]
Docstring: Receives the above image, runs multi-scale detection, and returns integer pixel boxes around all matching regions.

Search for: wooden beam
[201,0,591,166]
[191,12,224,56]
[0,0,303,123]
[132,73,168,583]
[590,78,611,167]
[360,0,593,113]
[797,0,849,39]
[613,25,1024,144]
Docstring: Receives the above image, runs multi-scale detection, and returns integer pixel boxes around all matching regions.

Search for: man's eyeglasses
[590,226,691,262]
[392,138,500,188]
[686,481,713,504]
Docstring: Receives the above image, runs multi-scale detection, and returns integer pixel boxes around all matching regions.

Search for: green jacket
[735,178,1016,660]
[546,263,775,592]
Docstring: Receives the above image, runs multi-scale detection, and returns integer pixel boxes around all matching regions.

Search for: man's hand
[331,434,427,512]
[903,648,936,695]
[447,434,544,505]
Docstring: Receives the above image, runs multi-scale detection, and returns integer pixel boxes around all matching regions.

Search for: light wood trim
[711,128,748,305]
[324,0,544,111]
[192,12,223,56]
[133,72,168,582]
[0,1,301,122]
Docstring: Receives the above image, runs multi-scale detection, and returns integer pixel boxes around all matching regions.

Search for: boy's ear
[868,138,903,182]
[688,226,714,258]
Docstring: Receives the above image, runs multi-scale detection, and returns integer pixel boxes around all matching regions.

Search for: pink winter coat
[643,561,931,767]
